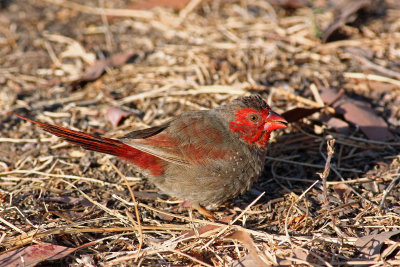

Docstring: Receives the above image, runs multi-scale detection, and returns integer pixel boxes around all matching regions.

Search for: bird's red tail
[16,115,165,175]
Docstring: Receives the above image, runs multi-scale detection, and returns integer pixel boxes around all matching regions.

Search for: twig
[344,72,400,87]
[108,159,143,262]
[61,180,129,224]
[0,216,26,234]
[346,52,400,80]
[0,170,118,187]
[201,192,266,250]
[284,180,319,248]
[379,168,400,212]
[157,244,214,267]
[177,0,203,26]
[42,0,154,20]
[264,155,361,173]
[231,191,265,225]
[318,139,336,224]
[0,137,53,143]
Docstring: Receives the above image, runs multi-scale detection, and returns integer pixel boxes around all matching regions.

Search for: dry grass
[1,0,400,265]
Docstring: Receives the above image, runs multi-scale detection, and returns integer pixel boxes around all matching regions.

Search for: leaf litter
[0,0,400,266]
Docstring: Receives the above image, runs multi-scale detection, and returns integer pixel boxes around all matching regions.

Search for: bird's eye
[248,114,259,122]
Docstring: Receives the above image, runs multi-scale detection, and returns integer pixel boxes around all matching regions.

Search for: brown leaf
[281,107,322,123]
[319,86,394,141]
[70,50,137,89]
[133,191,167,201]
[321,0,383,42]
[332,183,351,203]
[290,215,306,229]
[226,230,269,267]
[291,247,309,261]
[320,115,350,135]
[0,244,77,267]
[106,107,133,127]
[44,196,93,207]
[355,230,400,260]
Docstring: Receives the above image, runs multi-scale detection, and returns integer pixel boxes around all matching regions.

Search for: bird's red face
[229,107,287,148]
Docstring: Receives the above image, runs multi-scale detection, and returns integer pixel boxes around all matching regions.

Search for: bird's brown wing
[122,122,171,139]
[122,112,231,167]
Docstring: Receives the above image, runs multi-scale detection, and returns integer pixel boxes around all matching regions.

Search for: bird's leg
[192,203,217,221]
[179,200,216,220]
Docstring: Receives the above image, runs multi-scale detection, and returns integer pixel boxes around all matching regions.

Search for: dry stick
[318,139,336,224]
[264,155,360,173]
[177,0,203,26]
[345,52,400,80]
[108,159,143,262]
[344,72,400,87]
[157,244,214,267]
[0,217,26,234]
[310,83,324,106]
[42,0,154,20]
[201,192,266,250]
[275,176,390,185]
[0,233,6,246]
[284,180,319,248]
[5,225,191,249]
[298,247,333,267]
[330,166,378,208]
[99,0,113,52]
[231,191,266,225]
[0,170,118,187]
[61,180,129,224]
[0,137,53,143]
[133,200,356,245]
[379,167,400,213]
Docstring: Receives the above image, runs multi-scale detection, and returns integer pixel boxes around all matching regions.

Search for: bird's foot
[179,200,216,220]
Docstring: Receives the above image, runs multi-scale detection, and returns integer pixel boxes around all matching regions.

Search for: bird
[16,95,287,218]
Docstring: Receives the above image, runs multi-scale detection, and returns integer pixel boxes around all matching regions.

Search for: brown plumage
[17,95,287,211]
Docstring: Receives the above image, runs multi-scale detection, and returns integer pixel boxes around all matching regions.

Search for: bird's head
[227,95,287,148]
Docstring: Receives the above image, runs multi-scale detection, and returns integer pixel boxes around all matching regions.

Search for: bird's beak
[264,111,288,132]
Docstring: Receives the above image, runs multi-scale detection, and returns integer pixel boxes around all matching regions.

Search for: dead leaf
[333,183,351,203]
[355,230,400,260]
[0,244,77,267]
[226,230,269,267]
[322,0,384,42]
[291,247,310,261]
[106,107,133,127]
[44,196,93,207]
[319,86,394,141]
[133,191,167,201]
[281,107,322,123]
[70,50,138,89]
[290,215,306,229]
[320,115,350,135]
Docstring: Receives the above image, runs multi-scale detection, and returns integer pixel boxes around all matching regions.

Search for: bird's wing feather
[123,122,171,139]
[122,112,231,166]
[125,142,191,166]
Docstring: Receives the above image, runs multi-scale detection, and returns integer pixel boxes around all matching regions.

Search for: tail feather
[16,115,165,175]
[16,115,126,155]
